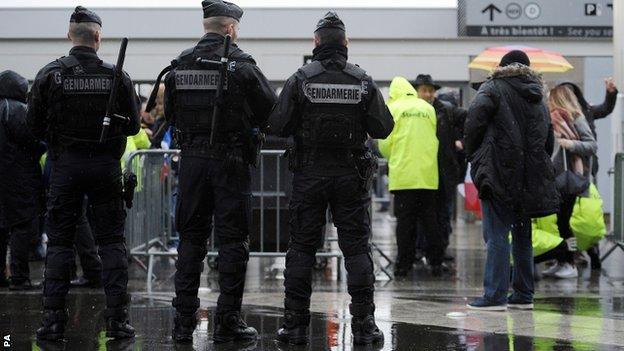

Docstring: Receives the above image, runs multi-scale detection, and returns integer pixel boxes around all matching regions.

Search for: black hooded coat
[465,64,559,218]
[0,70,45,227]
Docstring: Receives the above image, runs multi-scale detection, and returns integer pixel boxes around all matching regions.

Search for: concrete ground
[2,211,624,350]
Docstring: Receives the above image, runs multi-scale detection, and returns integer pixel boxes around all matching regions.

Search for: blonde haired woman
[546,85,597,279]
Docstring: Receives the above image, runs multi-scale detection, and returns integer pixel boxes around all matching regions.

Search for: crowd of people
[0,0,620,346]
[377,48,617,310]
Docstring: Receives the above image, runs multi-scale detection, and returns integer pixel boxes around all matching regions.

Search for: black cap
[70,6,102,26]
[202,0,243,20]
[315,11,346,32]
[499,50,530,67]
[413,74,441,90]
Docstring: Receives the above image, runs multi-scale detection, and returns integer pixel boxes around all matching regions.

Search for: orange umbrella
[469,45,573,73]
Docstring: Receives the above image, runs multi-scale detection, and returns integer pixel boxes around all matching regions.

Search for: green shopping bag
[570,184,606,251]
[531,215,563,257]
[533,214,559,236]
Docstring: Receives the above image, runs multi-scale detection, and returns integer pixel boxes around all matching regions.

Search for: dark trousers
[481,199,533,304]
[437,182,455,250]
[534,241,569,264]
[0,224,7,280]
[415,181,454,253]
[284,171,375,308]
[556,195,576,264]
[393,189,443,268]
[173,156,251,315]
[8,218,39,283]
[43,153,127,310]
[70,199,102,281]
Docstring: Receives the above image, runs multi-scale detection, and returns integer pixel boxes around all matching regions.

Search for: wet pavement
[3,213,624,350]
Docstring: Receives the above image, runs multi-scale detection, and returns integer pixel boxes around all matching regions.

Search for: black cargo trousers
[283,170,375,316]
[44,151,129,311]
[173,153,252,317]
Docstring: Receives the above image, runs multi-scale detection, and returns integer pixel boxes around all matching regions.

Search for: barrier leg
[601,241,624,262]
[147,254,155,294]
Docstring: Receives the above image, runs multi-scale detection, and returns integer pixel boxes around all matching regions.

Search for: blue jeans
[481,199,533,304]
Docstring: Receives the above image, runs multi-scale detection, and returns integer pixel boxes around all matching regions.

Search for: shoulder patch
[56,56,81,69]
[176,47,196,63]
[230,47,256,65]
[343,63,367,80]
[298,61,325,79]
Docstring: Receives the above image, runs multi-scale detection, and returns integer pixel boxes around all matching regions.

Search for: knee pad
[100,243,129,271]
[345,253,375,287]
[44,246,74,280]
[217,260,247,276]
[218,242,249,263]
[176,240,208,272]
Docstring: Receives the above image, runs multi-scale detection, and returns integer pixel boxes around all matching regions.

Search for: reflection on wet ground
[0,293,621,351]
[4,219,624,350]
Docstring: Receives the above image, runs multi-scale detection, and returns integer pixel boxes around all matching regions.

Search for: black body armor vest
[48,55,125,157]
[172,47,252,145]
[296,61,368,151]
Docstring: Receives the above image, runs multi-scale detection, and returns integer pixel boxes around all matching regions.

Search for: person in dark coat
[438,92,468,184]
[269,11,393,345]
[0,70,46,290]
[557,79,618,178]
[156,0,278,344]
[413,74,467,259]
[464,50,559,310]
[28,7,140,341]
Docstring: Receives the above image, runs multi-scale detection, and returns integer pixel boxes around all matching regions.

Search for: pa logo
[3,334,10,348]
[585,3,602,16]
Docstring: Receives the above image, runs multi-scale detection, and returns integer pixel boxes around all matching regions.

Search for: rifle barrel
[100,37,129,143]
[209,34,232,146]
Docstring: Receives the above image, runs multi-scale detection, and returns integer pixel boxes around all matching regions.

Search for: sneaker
[542,263,562,277]
[507,296,533,310]
[467,297,507,311]
[554,263,578,279]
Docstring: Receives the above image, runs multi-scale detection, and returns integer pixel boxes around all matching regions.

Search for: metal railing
[124,149,392,292]
[602,153,624,261]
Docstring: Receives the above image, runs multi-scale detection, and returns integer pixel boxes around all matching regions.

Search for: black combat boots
[172,312,198,343]
[36,309,69,341]
[172,295,200,343]
[350,302,384,345]
[213,310,258,343]
[276,298,310,345]
[105,294,135,339]
[276,310,310,345]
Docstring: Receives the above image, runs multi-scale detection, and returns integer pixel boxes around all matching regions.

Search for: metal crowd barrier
[602,153,624,261]
[125,149,392,292]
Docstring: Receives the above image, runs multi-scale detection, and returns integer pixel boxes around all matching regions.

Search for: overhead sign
[458,0,613,38]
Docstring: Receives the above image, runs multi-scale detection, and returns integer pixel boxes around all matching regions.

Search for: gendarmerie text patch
[62,75,112,94]
[175,70,227,90]
[304,83,362,104]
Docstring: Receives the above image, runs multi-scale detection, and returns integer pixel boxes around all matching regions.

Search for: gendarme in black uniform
[268,12,394,346]
[163,0,277,344]
[27,7,140,341]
